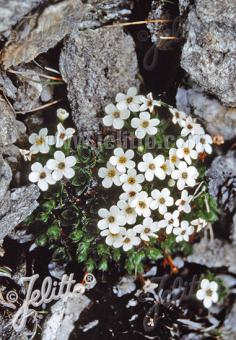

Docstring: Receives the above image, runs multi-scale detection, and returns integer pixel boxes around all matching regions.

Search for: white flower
[138,153,168,181]
[196,279,218,309]
[109,148,135,173]
[117,200,137,225]
[150,188,174,215]
[116,87,142,112]
[19,148,33,161]
[175,190,192,213]
[193,134,213,154]
[29,128,55,154]
[169,108,187,125]
[176,138,198,165]
[121,229,141,251]
[133,217,159,241]
[29,162,56,191]
[131,111,160,139]
[57,108,69,121]
[158,210,180,234]
[131,191,152,217]
[98,162,122,188]
[173,221,194,242]
[119,186,142,204]
[100,227,126,248]
[103,103,130,129]
[139,93,161,113]
[98,206,126,233]
[191,218,208,232]
[171,161,198,190]
[55,123,75,148]
[169,148,180,168]
[120,168,144,192]
[180,116,204,137]
[46,151,76,181]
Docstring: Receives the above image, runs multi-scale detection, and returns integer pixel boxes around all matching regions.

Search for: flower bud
[57,108,69,121]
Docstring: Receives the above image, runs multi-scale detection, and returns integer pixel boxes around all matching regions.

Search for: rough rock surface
[0,96,20,146]
[206,151,236,213]
[42,293,91,340]
[147,0,178,50]
[181,0,236,106]
[187,238,236,274]
[60,27,139,137]
[13,66,53,112]
[221,303,236,340]
[0,158,12,203]
[0,0,44,38]
[230,214,236,245]
[0,185,40,243]
[0,0,133,69]
[0,72,17,100]
[176,86,236,140]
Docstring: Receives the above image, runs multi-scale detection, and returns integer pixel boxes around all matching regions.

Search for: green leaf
[148,248,163,260]
[36,234,48,247]
[86,258,96,272]
[47,225,61,241]
[52,246,69,262]
[69,229,84,242]
[99,258,108,271]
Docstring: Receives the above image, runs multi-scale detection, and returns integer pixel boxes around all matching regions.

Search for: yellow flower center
[39,172,46,179]
[159,197,165,204]
[108,216,115,223]
[36,137,44,145]
[108,169,116,178]
[113,111,120,118]
[183,147,190,155]
[138,201,146,209]
[126,207,134,214]
[126,97,133,104]
[144,228,150,233]
[142,120,149,128]
[118,156,127,164]
[171,155,177,163]
[128,177,136,185]
[58,162,65,170]
[149,163,156,170]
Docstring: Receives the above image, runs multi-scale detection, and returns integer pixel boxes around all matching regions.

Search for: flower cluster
[28,109,77,191]
[98,88,213,251]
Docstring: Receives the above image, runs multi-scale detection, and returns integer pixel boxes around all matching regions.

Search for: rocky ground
[0,0,236,339]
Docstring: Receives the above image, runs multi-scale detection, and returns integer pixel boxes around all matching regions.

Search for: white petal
[54,151,65,162]
[65,156,77,167]
[31,162,43,172]
[38,180,49,191]
[64,167,75,179]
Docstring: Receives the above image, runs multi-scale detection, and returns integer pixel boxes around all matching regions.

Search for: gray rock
[180,0,236,106]
[147,0,178,50]
[206,151,236,212]
[187,238,236,274]
[0,157,12,202]
[42,293,91,340]
[60,27,139,137]
[176,86,236,140]
[0,185,40,243]
[13,66,52,112]
[0,0,133,69]
[221,303,236,340]
[0,96,20,146]
[0,0,43,38]
[230,214,236,245]
[0,72,17,99]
